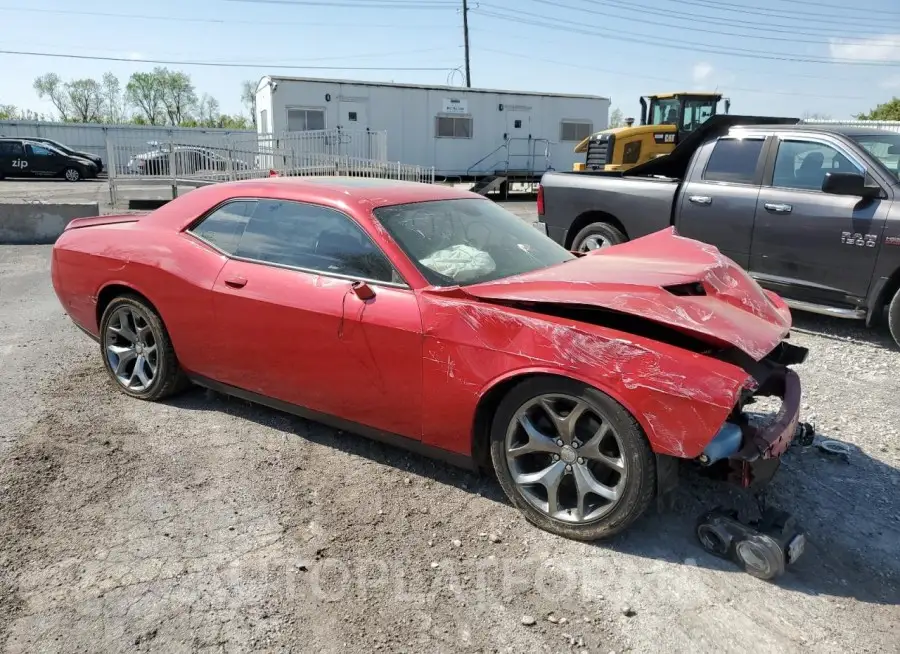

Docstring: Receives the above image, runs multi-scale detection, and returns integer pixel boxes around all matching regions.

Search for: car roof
[733,123,900,137]
[217,175,480,207]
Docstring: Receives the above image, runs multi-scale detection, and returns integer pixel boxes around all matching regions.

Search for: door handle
[689,195,712,205]
[224,276,247,289]
[764,203,793,214]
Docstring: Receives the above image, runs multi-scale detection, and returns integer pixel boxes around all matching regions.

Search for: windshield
[373,198,575,286]
[849,133,900,180]
[650,99,680,125]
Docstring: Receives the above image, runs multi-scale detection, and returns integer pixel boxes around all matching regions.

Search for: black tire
[888,287,900,349]
[571,221,627,252]
[63,166,82,182]
[99,294,189,401]
[489,376,656,542]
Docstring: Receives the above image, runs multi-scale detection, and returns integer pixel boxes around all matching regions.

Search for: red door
[210,258,424,440]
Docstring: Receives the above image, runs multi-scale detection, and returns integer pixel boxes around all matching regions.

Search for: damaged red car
[51,177,808,542]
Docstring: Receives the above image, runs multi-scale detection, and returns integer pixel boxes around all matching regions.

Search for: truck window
[848,133,900,180]
[702,138,766,184]
[772,140,862,192]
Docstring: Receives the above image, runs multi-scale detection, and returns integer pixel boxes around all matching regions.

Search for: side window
[29,144,54,157]
[702,138,766,184]
[0,141,25,156]
[189,200,256,254]
[772,140,863,192]
[236,199,399,283]
[287,108,325,132]
[560,121,593,142]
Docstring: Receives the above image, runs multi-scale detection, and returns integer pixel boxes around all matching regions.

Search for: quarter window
[772,140,862,191]
[189,200,257,254]
[703,138,766,184]
[287,108,326,131]
[0,141,24,156]
[235,199,398,283]
[436,116,472,138]
[560,121,593,142]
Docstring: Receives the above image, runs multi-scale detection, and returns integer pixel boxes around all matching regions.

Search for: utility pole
[462,0,471,87]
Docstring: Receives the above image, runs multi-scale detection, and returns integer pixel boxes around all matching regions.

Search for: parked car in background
[0,138,98,182]
[51,176,808,545]
[126,142,252,176]
[537,116,900,347]
[26,137,103,173]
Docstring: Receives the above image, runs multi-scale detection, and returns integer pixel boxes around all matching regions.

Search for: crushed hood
[461,228,792,361]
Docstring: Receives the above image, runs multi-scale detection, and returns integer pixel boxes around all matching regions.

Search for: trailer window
[702,137,766,184]
[436,116,472,138]
[287,108,326,132]
[560,121,593,142]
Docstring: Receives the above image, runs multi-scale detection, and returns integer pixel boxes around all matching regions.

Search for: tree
[33,73,69,121]
[158,68,197,125]
[101,72,125,123]
[857,98,900,121]
[241,80,257,127]
[126,71,165,125]
[609,107,624,128]
[66,78,104,123]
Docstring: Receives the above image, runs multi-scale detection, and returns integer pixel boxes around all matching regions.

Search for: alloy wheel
[103,305,159,392]
[65,168,80,182]
[505,393,627,524]
[579,235,611,252]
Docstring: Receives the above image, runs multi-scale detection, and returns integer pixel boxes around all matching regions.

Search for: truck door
[675,135,768,268]
[26,143,63,176]
[749,134,887,308]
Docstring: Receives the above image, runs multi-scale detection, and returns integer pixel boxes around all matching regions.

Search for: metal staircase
[466,137,552,196]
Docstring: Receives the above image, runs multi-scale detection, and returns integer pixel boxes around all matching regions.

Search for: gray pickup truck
[537,116,900,347]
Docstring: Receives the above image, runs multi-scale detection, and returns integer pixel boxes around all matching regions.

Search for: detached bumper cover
[738,367,802,461]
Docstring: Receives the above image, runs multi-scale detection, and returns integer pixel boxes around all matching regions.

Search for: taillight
[536,184,544,216]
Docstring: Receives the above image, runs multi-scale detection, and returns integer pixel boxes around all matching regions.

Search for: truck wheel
[888,287,900,349]
[571,222,627,252]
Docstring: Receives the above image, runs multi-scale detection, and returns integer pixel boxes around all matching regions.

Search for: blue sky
[3,0,900,120]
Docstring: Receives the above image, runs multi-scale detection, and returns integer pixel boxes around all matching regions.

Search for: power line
[523,0,900,47]
[0,6,452,29]
[222,0,458,8]
[0,49,455,71]
[474,6,900,66]
[754,0,900,17]
[558,0,898,39]
[477,47,868,100]
[628,0,900,29]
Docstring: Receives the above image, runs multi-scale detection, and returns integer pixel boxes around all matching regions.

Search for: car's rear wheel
[99,294,188,401]
[888,287,900,349]
[571,222,626,252]
[63,167,81,182]
[490,376,656,541]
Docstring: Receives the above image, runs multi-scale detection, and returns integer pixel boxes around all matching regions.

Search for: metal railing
[106,128,433,206]
[466,136,553,178]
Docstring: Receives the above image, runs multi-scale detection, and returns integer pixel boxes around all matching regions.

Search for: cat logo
[841,231,877,247]
[653,132,676,145]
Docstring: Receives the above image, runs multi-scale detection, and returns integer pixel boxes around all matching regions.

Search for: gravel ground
[1,196,899,652]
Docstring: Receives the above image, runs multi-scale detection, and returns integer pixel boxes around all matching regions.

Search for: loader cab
[574,92,730,172]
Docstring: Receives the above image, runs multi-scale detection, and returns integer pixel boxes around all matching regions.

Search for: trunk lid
[461,227,792,361]
[63,212,149,231]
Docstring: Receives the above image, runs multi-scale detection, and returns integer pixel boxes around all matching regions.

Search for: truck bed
[539,170,680,246]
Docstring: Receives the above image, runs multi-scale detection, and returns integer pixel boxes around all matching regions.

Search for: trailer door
[339,99,369,158]
[506,109,532,171]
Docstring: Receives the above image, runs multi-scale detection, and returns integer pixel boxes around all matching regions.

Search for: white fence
[106,128,435,206]
[0,119,254,162]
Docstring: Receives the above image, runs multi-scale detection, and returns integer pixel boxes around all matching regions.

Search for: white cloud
[830,34,900,62]
[692,62,714,83]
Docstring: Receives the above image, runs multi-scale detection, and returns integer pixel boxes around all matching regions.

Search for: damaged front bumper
[698,341,807,487]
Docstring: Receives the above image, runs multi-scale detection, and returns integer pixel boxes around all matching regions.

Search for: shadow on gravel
[790,311,898,352]
[167,387,900,608]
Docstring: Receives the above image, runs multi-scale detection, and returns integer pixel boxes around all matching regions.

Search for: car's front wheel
[888,286,900,349]
[490,376,656,541]
[99,294,188,401]
[63,167,81,182]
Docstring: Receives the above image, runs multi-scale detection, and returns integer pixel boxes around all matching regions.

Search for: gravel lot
[1,183,899,652]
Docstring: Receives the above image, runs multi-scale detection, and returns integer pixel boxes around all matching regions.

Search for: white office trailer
[255,76,610,182]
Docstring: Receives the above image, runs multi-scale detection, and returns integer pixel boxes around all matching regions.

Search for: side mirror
[351,280,376,301]
[821,172,881,199]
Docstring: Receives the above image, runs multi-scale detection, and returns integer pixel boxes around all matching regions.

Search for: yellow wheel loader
[574,92,730,172]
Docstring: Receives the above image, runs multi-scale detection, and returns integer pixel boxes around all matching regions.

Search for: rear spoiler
[64,213,148,231]
[623,115,801,179]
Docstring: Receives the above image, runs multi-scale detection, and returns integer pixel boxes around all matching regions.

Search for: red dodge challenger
[51,177,807,541]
